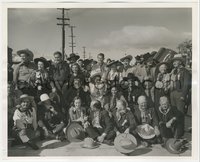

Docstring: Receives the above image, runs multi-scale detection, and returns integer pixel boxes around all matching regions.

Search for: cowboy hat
[17,49,34,61]
[107,60,123,68]
[38,93,51,105]
[165,138,189,154]
[170,54,186,66]
[80,137,100,149]
[66,122,85,142]
[67,53,80,61]
[114,133,137,154]
[16,94,34,104]
[34,57,50,68]
[136,124,156,140]
[120,55,133,62]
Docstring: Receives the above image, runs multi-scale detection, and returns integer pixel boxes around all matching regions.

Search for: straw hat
[136,124,156,140]
[120,55,133,62]
[16,94,34,104]
[38,93,51,105]
[114,133,137,154]
[80,137,100,149]
[165,138,189,154]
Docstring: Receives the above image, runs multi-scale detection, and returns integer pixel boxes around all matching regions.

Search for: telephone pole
[57,8,70,60]
[83,46,86,60]
[69,26,76,54]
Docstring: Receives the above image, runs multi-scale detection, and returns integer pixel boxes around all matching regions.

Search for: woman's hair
[71,96,82,107]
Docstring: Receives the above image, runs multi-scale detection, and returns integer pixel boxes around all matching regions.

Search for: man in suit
[85,100,116,145]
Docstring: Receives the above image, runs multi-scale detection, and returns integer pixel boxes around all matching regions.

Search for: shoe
[27,141,39,150]
[103,140,114,146]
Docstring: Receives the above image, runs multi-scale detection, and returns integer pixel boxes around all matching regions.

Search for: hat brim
[66,122,85,142]
[34,58,50,68]
[80,143,100,149]
[16,96,34,104]
[120,55,133,62]
[17,50,33,57]
[67,55,80,61]
[171,57,185,66]
[165,138,186,154]
[114,133,137,154]
[136,124,156,140]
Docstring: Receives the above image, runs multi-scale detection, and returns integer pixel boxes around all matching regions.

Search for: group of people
[7,48,191,152]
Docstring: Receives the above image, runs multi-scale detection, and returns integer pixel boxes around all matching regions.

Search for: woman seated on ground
[113,100,138,136]
[69,97,89,124]
[12,94,39,150]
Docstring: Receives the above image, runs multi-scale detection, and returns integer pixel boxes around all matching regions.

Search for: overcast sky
[8,8,192,60]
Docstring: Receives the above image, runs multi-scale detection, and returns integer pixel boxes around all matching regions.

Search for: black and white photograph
[1,1,199,159]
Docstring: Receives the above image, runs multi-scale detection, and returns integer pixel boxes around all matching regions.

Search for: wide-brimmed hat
[38,93,51,105]
[17,49,34,61]
[80,137,100,149]
[107,60,123,68]
[66,122,85,142]
[114,133,137,154]
[34,57,50,68]
[171,57,185,66]
[67,53,80,61]
[165,138,189,154]
[136,124,156,140]
[120,55,133,62]
[16,94,34,104]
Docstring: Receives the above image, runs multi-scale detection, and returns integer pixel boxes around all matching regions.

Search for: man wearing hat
[91,53,108,81]
[122,73,145,113]
[12,94,39,150]
[67,53,80,67]
[13,49,37,95]
[120,55,135,81]
[37,93,66,141]
[170,56,191,115]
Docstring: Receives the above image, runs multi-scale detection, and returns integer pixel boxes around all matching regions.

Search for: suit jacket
[113,109,137,133]
[89,109,114,134]
[134,106,159,127]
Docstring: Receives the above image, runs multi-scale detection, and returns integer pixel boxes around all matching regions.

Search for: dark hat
[124,73,138,82]
[165,138,189,154]
[156,62,170,70]
[120,55,133,62]
[114,133,137,154]
[67,53,80,61]
[17,49,34,61]
[34,57,49,68]
[107,60,122,67]
[136,124,156,140]
[80,137,100,149]
[66,122,85,142]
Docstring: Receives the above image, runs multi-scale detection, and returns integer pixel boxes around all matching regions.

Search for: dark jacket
[134,106,159,127]
[113,109,137,133]
[88,109,114,134]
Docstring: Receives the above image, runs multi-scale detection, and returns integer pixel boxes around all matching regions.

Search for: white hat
[38,93,50,104]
